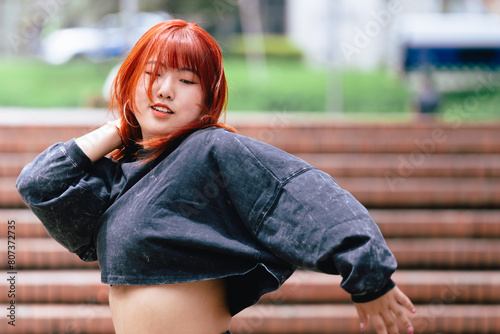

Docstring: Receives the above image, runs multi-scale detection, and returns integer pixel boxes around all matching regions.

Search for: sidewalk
[0,107,113,126]
[0,107,410,127]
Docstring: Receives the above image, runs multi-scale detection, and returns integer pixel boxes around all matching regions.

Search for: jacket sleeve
[16,139,114,262]
[213,131,396,303]
[257,168,396,303]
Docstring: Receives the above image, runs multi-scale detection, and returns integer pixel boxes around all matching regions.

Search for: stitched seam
[282,166,316,186]
[59,144,80,169]
[254,166,316,234]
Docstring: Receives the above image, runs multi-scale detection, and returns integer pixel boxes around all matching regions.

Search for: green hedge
[224,34,303,60]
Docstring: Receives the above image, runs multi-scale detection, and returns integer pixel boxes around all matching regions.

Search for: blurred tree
[0,0,285,56]
[138,0,285,45]
[140,0,240,38]
[61,0,119,27]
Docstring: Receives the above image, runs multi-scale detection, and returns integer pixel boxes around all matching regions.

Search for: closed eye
[145,71,161,77]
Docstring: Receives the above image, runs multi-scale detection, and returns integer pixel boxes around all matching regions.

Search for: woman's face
[133,60,204,141]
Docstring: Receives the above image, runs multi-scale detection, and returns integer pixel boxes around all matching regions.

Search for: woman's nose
[157,76,174,100]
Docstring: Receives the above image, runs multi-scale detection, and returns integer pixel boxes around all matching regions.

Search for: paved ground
[0,107,406,126]
[0,108,113,126]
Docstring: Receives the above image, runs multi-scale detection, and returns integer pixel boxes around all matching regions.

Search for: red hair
[109,19,235,161]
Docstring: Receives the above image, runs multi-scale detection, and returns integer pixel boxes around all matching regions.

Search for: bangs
[159,32,206,75]
[143,27,214,92]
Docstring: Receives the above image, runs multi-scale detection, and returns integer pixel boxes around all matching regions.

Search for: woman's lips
[151,104,174,118]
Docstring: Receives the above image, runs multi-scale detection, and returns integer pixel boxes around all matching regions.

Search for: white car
[41,12,171,64]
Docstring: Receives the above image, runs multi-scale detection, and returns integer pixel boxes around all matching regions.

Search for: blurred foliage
[225,34,303,60]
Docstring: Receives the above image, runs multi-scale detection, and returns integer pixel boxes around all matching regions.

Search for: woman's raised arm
[75,119,123,162]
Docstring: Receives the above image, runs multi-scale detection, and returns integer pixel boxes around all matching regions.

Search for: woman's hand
[107,118,122,131]
[354,286,416,334]
[75,119,123,162]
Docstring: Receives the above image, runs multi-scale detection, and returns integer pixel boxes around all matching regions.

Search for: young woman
[17,20,415,334]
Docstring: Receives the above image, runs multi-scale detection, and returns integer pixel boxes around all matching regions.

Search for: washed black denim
[16,127,396,315]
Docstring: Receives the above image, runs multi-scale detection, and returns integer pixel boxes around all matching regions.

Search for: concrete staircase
[1,112,499,333]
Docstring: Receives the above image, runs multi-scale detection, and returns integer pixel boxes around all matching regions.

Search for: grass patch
[224,58,413,113]
[0,57,118,107]
[342,69,412,113]
[225,58,327,111]
[439,90,500,122]
[0,57,498,121]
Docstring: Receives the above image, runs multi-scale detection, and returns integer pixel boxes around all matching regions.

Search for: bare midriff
[109,278,231,334]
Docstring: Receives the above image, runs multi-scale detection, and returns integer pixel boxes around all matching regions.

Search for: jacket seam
[60,144,80,169]
[254,166,317,235]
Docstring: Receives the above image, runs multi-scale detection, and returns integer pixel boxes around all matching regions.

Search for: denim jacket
[16,127,396,315]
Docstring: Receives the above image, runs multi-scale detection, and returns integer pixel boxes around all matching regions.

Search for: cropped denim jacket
[16,127,396,315]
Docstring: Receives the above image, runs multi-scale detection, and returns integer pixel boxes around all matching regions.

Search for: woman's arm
[16,119,124,261]
[75,119,122,162]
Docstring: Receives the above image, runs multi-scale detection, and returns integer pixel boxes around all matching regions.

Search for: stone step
[1,270,107,304]
[337,177,500,208]
[370,209,500,238]
[0,153,37,177]
[237,121,500,154]
[0,125,93,154]
[267,270,500,305]
[0,239,97,270]
[2,238,499,270]
[4,152,499,178]
[297,153,500,178]
[0,210,50,239]
[389,238,500,269]
[2,209,500,239]
[1,303,499,334]
[2,122,500,154]
[1,270,499,305]
[0,177,23,208]
[234,304,500,334]
[3,176,500,209]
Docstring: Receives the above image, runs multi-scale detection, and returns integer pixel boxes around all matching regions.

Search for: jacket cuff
[351,279,396,303]
[64,139,94,171]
